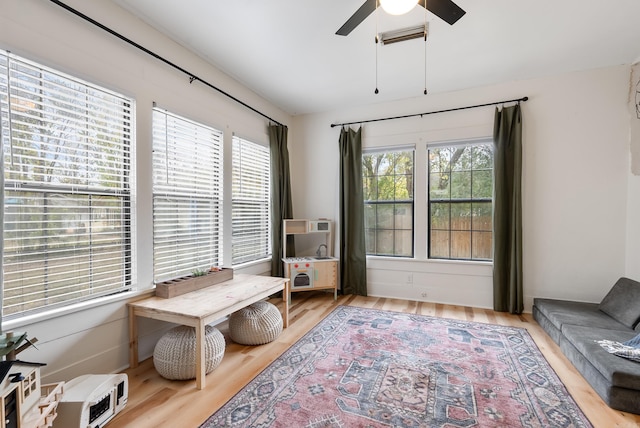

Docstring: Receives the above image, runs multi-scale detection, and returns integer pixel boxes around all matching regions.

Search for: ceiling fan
[336,0,466,36]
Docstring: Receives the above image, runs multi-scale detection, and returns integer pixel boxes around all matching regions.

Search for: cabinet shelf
[283,220,308,234]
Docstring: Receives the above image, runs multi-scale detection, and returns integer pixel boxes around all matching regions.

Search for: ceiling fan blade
[336,0,377,36]
[419,0,466,25]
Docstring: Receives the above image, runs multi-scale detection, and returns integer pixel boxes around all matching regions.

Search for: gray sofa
[532,277,640,414]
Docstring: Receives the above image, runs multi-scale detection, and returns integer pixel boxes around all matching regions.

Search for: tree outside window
[428,141,493,260]
[363,149,414,257]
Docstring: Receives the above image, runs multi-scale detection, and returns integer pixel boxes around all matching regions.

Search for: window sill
[231,257,272,273]
[2,287,154,331]
[366,256,492,276]
[3,260,275,330]
[366,255,492,266]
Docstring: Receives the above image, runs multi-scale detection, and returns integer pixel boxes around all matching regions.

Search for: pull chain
[375,0,379,94]
[423,9,428,95]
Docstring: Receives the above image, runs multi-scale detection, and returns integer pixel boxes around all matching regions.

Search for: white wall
[627,174,640,279]
[292,65,633,311]
[0,0,290,382]
[626,61,640,279]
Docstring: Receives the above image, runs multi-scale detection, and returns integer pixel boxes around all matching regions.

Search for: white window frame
[427,138,494,261]
[1,52,134,320]
[363,146,415,258]
[151,107,223,282]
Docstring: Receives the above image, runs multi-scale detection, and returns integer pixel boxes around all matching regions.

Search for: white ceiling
[111,0,640,116]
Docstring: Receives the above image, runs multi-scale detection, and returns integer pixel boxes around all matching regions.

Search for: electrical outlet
[406,273,413,284]
[421,292,428,298]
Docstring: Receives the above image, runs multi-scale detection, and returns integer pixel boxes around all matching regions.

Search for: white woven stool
[153,325,225,380]
[229,301,283,345]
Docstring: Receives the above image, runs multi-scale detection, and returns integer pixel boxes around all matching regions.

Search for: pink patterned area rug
[200,306,592,428]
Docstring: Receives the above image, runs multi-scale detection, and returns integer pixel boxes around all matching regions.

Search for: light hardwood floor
[109,292,640,428]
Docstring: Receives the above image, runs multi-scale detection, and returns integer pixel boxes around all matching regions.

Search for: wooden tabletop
[129,274,288,324]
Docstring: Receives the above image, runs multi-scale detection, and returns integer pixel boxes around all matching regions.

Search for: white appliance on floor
[54,373,128,428]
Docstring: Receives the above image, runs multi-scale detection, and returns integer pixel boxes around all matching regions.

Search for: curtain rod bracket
[189,76,196,84]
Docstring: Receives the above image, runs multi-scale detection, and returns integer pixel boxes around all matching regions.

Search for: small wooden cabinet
[282,219,339,299]
[313,260,338,291]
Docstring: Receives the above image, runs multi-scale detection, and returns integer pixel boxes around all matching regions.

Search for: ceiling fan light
[380,0,419,16]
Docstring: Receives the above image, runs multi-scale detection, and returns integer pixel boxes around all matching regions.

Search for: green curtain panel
[493,104,523,314]
[339,127,367,296]
[269,123,295,277]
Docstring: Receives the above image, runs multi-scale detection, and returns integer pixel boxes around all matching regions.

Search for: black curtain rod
[330,96,528,128]
[48,0,284,127]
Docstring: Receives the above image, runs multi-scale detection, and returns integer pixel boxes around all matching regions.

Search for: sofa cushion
[561,325,640,390]
[532,305,562,344]
[533,298,629,332]
[558,331,640,414]
[598,277,640,328]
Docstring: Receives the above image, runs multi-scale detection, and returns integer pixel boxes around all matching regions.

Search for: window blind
[1,52,133,319]
[231,136,271,265]
[152,108,223,282]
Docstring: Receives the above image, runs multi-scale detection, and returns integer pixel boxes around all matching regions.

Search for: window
[0,52,133,319]
[231,136,271,265]
[428,140,493,260]
[152,108,223,282]
[363,148,414,257]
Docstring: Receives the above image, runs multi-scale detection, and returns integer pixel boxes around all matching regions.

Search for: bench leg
[195,321,206,390]
[282,280,290,328]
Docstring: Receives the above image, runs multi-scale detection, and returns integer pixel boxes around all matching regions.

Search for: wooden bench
[128,274,289,390]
